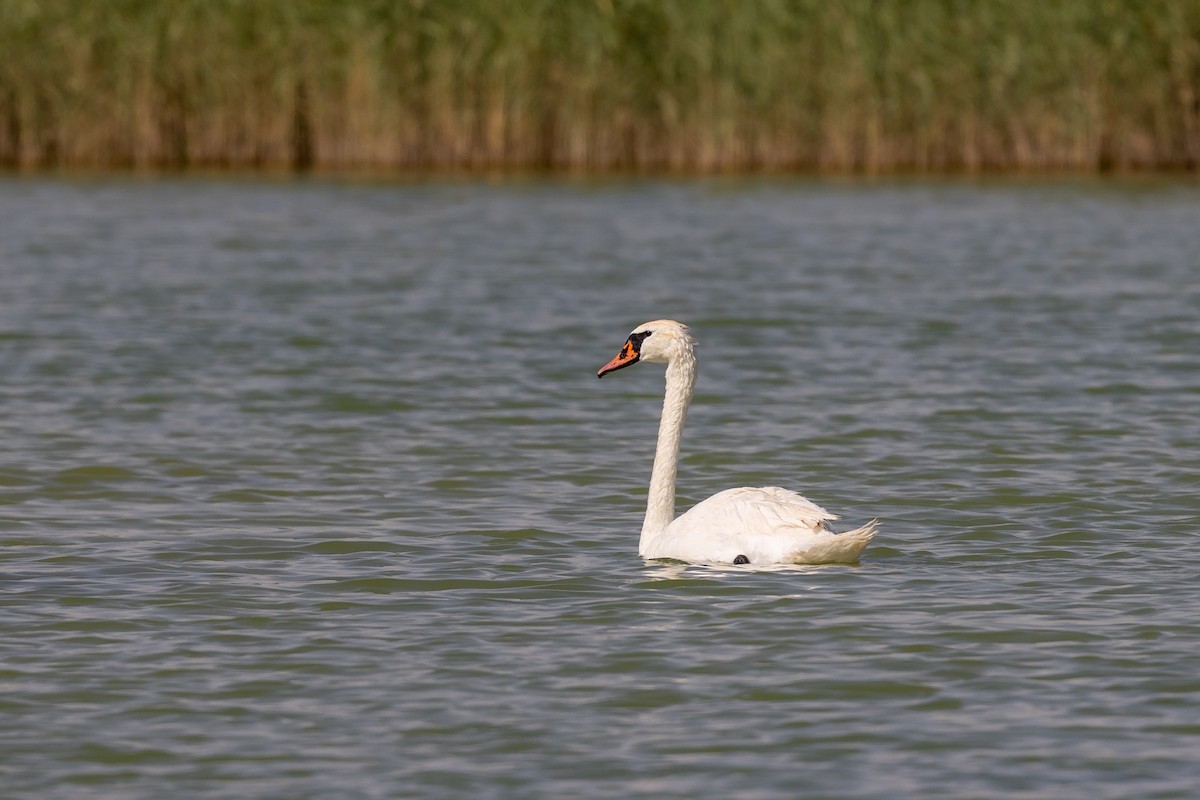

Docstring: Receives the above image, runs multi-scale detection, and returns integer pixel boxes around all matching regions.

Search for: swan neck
[639,348,696,554]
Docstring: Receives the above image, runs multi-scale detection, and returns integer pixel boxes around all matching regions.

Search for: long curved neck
[639,347,697,554]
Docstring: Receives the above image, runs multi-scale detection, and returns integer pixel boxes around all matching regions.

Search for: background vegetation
[2,0,1199,173]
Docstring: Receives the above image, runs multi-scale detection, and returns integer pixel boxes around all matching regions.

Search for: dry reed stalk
[0,0,1197,173]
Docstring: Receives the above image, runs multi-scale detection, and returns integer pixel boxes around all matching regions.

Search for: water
[2,175,1199,799]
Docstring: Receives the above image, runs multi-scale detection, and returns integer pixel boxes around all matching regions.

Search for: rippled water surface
[2,176,1199,799]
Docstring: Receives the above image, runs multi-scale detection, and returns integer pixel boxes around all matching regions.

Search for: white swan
[597,319,878,565]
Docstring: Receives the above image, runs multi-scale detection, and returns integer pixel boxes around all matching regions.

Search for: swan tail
[789,519,879,565]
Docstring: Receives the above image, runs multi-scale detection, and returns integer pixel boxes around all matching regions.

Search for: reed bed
[2,0,1198,173]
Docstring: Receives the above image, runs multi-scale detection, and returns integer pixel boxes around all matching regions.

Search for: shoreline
[3,166,1199,184]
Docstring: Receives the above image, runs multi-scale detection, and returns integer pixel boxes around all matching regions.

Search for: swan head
[597,319,695,378]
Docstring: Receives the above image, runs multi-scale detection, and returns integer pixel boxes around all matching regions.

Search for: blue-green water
[2,177,1199,799]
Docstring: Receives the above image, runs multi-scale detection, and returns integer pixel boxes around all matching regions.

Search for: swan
[597,319,878,565]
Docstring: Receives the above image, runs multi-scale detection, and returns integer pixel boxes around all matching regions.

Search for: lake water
[2,175,1198,799]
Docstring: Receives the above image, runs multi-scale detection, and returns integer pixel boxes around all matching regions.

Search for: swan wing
[648,486,875,565]
[679,486,840,531]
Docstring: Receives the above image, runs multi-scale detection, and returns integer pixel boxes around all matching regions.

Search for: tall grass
[2,0,1198,172]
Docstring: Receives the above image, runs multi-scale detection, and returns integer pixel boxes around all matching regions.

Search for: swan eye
[628,330,652,353]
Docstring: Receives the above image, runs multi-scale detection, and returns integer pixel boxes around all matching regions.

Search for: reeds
[2,0,1198,172]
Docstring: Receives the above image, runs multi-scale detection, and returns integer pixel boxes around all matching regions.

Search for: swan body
[597,319,877,566]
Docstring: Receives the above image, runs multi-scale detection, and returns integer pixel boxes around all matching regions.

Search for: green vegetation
[2,0,1199,172]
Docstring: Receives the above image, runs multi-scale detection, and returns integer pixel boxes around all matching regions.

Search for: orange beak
[597,340,640,378]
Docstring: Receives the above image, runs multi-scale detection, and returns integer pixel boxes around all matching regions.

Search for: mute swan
[597,319,878,565]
